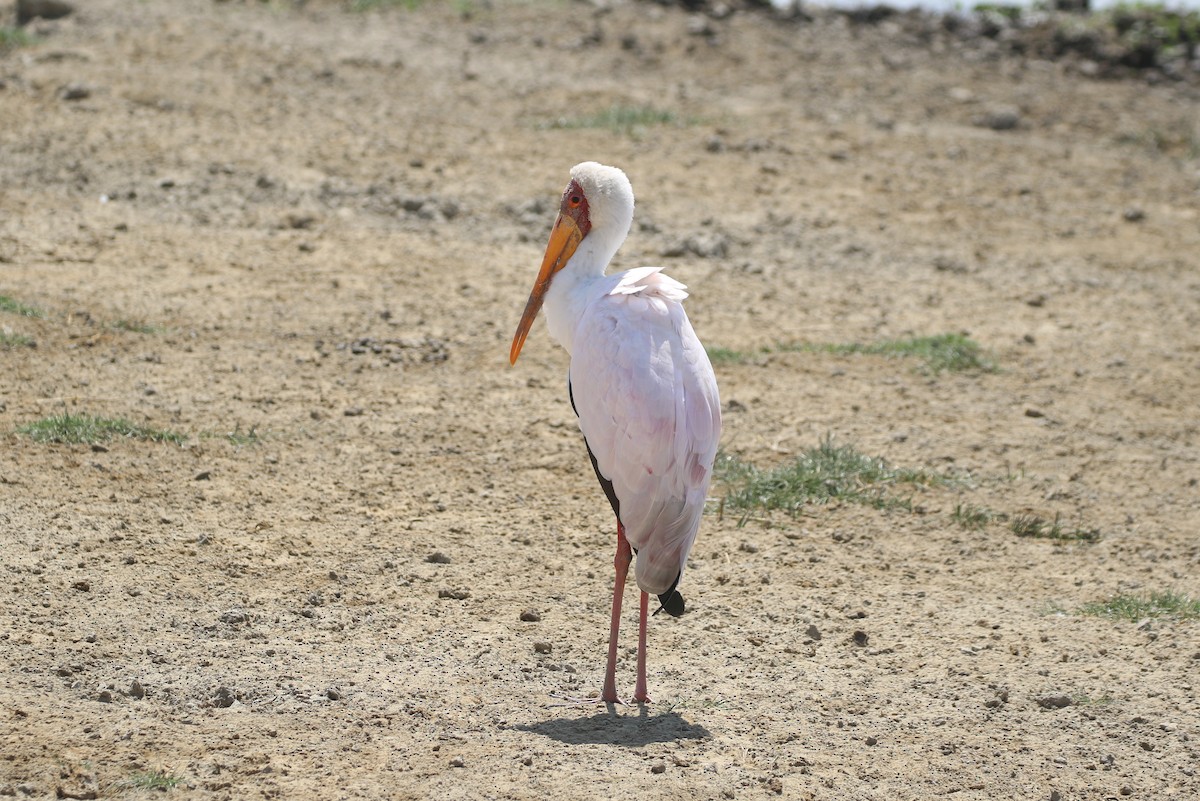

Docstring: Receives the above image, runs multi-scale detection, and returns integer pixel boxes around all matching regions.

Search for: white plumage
[569,268,720,595]
[509,162,721,703]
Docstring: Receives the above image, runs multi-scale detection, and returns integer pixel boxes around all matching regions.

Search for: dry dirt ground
[2,0,1199,798]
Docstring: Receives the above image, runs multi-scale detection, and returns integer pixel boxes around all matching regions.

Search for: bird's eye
[569,195,582,207]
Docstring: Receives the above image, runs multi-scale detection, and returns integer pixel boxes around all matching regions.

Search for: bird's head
[509,162,635,365]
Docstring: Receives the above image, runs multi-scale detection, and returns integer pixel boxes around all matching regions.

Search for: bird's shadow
[514,704,710,746]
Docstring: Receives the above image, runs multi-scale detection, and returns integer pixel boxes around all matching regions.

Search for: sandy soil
[2,0,1199,798]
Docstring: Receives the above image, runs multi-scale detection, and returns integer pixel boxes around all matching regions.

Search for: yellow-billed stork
[509,162,721,703]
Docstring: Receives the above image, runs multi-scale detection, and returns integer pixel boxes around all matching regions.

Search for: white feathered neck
[543,162,639,354]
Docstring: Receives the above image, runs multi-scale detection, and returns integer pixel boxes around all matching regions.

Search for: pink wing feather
[569,269,721,596]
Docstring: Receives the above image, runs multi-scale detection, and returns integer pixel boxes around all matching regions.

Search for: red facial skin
[561,178,592,239]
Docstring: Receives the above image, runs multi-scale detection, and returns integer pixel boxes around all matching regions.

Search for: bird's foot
[548,692,646,707]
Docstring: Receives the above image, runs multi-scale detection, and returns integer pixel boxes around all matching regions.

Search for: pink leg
[601,523,632,703]
[633,590,651,703]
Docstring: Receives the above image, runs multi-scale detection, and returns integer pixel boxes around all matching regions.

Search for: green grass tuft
[952,503,996,529]
[1079,591,1200,621]
[716,436,941,517]
[1011,513,1100,543]
[350,0,425,10]
[126,770,182,790]
[705,346,756,366]
[707,334,994,374]
[1,331,34,348]
[0,26,37,51]
[19,413,185,445]
[111,318,161,334]
[795,333,995,374]
[0,295,44,318]
[545,104,682,135]
[223,425,260,446]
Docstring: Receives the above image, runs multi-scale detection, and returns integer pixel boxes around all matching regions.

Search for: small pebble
[129,680,145,699]
[449,757,464,768]
[976,106,1020,131]
[1037,694,1072,709]
[326,688,341,701]
[71,580,90,592]
[852,630,869,647]
[533,641,552,654]
[519,609,541,622]
[426,552,451,564]
[805,624,821,641]
[96,689,113,703]
[438,588,470,600]
[650,763,666,774]
[60,83,91,101]
[212,687,237,708]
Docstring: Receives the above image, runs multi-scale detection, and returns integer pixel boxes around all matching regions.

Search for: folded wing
[569,269,721,596]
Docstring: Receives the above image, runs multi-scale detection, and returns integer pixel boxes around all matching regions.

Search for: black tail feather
[654,570,685,617]
[655,589,685,617]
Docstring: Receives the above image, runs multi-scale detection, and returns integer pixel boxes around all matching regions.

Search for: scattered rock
[687,14,715,36]
[533,641,552,654]
[439,588,470,600]
[59,84,91,101]
[96,689,113,703]
[211,686,237,708]
[1123,207,1145,222]
[1025,408,1045,418]
[662,231,729,259]
[519,609,541,622]
[426,552,452,564]
[17,0,74,25]
[975,106,1021,131]
[449,757,465,768]
[284,212,316,230]
[220,608,248,625]
[344,406,364,417]
[805,624,821,641]
[326,687,341,701]
[852,630,869,647]
[194,470,212,480]
[338,336,450,366]
[650,762,666,774]
[129,680,145,699]
[1037,694,1072,709]
[71,580,90,592]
